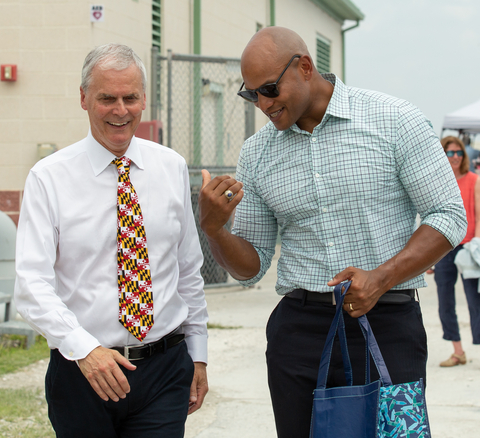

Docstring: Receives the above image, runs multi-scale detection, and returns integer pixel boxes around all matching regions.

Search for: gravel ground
[0,359,48,391]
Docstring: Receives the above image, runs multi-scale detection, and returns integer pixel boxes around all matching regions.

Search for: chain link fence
[151,48,255,286]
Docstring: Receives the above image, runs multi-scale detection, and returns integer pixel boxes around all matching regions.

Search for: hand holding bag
[309,281,431,438]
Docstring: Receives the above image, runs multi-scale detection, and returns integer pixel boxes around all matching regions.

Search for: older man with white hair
[15,43,208,438]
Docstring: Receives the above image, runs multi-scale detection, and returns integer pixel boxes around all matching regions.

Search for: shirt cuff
[422,214,466,248]
[237,270,265,287]
[185,334,208,364]
[233,244,274,287]
[58,326,101,361]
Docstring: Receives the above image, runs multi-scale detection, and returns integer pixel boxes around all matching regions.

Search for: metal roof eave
[310,0,365,23]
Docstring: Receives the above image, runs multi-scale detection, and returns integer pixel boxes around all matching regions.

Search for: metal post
[193,0,202,165]
[194,0,201,54]
[244,101,255,140]
[150,46,159,121]
[270,0,275,26]
[167,49,173,148]
[215,92,224,166]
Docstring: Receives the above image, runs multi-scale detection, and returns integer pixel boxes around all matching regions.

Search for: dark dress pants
[266,295,428,438]
[434,245,480,344]
[46,341,194,438]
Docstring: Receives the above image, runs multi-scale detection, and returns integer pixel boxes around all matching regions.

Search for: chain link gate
[151,48,256,287]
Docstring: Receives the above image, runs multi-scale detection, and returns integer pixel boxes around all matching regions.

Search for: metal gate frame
[151,48,255,288]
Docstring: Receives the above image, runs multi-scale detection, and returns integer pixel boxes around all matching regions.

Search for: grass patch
[0,388,46,419]
[207,322,242,329]
[0,388,54,437]
[0,335,50,376]
[0,335,53,436]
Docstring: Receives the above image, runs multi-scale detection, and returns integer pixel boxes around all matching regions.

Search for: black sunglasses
[237,54,301,103]
[446,150,464,157]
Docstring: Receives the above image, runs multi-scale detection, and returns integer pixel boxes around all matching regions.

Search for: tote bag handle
[316,281,392,390]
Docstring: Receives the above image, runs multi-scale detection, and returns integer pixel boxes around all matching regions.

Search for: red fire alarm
[1,65,17,82]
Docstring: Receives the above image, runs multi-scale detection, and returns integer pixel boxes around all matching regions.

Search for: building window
[316,34,330,73]
[152,0,161,49]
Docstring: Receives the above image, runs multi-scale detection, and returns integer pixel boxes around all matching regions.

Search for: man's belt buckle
[332,292,336,305]
[122,345,144,361]
[123,345,132,360]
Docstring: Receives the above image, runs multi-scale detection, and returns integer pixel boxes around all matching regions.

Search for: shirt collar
[287,73,351,136]
[86,130,145,176]
[321,73,351,121]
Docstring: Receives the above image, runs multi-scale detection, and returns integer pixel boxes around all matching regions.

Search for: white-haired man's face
[80,63,146,157]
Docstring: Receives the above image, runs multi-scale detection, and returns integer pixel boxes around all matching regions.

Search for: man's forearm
[205,227,260,281]
[328,224,455,317]
[375,224,453,291]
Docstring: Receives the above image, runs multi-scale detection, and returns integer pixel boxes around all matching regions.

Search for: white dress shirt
[14,131,208,363]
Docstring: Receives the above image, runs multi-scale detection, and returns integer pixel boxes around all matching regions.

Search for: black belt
[112,330,185,361]
[286,288,415,305]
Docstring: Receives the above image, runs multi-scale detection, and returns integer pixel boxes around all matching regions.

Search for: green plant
[0,335,50,376]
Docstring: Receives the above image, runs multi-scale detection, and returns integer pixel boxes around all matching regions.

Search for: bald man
[199,27,466,437]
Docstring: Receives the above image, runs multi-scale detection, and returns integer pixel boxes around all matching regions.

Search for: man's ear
[80,87,87,110]
[299,55,314,81]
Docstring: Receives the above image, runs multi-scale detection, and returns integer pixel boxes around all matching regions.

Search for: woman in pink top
[428,136,480,366]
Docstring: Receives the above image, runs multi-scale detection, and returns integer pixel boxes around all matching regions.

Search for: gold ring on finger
[224,189,234,201]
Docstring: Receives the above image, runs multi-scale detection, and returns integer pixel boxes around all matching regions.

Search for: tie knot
[113,157,131,175]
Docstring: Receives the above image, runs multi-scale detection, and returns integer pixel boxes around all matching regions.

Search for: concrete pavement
[185,246,480,438]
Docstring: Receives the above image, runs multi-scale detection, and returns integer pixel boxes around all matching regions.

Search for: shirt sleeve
[231,139,278,286]
[395,103,467,246]
[14,171,101,361]
[176,164,208,363]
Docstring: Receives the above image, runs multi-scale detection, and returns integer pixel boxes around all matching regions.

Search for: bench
[0,289,37,349]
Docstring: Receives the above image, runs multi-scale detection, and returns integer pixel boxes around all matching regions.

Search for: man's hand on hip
[77,346,137,402]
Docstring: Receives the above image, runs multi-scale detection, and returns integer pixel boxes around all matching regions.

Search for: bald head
[241,27,310,69]
[239,27,333,133]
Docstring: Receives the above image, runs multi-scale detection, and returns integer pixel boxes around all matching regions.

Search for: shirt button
[315,173,321,178]
[69,351,74,357]
[322,207,328,213]
[312,137,317,142]
[328,242,334,247]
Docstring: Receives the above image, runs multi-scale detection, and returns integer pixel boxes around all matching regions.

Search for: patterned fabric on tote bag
[377,380,430,438]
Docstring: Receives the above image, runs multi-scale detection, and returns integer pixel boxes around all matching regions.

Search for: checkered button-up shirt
[232,74,467,295]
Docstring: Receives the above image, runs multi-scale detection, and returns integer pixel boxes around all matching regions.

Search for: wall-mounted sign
[90,5,104,22]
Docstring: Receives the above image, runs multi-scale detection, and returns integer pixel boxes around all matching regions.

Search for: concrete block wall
[0,0,152,199]
[0,0,153,224]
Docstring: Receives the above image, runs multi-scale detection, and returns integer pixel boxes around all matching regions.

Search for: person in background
[14,43,208,437]
[461,133,480,172]
[427,136,480,367]
[198,26,467,438]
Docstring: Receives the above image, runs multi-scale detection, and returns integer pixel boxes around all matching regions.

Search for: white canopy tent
[442,99,480,134]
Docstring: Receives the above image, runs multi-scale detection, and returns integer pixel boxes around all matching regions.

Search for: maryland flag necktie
[113,157,154,341]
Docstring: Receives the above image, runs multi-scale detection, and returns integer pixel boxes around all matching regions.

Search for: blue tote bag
[309,282,431,438]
